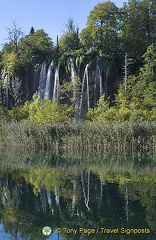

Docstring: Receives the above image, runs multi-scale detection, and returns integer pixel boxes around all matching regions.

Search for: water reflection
[0,149,155,240]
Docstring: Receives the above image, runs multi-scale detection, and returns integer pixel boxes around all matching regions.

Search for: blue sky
[0,0,126,49]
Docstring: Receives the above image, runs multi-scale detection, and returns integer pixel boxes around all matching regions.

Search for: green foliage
[1,51,19,76]
[0,106,8,120]
[120,0,155,61]
[1,28,54,78]
[8,102,30,122]
[85,94,110,121]
[59,31,81,53]
[81,1,120,55]
[0,1,155,119]
[59,77,81,99]
[18,29,54,66]
[6,93,73,124]
[29,99,71,124]
[85,45,156,122]
[58,18,81,55]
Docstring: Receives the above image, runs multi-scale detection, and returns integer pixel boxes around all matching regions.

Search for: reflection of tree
[120,179,156,232]
[71,179,76,217]
[125,184,129,222]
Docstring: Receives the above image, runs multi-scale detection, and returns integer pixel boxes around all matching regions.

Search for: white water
[53,66,59,101]
[96,59,103,97]
[70,57,76,99]
[38,62,47,99]
[32,64,40,96]
[44,62,52,100]
[79,64,90,117]
[105,66,109,97]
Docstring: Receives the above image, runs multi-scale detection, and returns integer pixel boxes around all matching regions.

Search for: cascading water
[96,58,103,98]
[105,66,109,97]
[70,57,81,120]
[79,64,90,117]
[2,73,9,109]
[38,62,47,99]
[86,66,90,110]
[53,66,59,101]
[44,62,53,100]
[32,64,40,97]
[70,57,76,99]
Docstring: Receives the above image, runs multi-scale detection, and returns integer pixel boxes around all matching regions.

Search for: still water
[0,149,155,240]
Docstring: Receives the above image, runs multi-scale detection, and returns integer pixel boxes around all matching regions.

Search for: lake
[0,149,155,240]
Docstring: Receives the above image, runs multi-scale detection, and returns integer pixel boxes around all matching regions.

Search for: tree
[63,17,77,33]
[18,29,54,66]
[80,1,120,56]
[7,21,23,52]
[59,18,81,53]
[120,0,156,61]
[29,26,35,34]
[131,45,156,111]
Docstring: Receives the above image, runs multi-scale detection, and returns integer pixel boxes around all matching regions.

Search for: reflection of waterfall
[125,185,129,222]
[97,181,103,210]
[40,188,47,214]
[38,62,47,99]
[70,57,76,99]
[81,171,90,210]
[71,180,76,216]
[79,65,89,117]
[106,181,110,206]
[55,186,60,206]
[44,62,52,100]
[46,190,52,209]
[53,67,59,101]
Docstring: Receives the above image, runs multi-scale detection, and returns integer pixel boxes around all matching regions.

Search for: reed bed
[0,121,155,150]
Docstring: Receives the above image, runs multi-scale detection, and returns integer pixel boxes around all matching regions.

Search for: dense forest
[0,0,155,123]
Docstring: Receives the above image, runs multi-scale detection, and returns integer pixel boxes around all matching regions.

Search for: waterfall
[54,186,60,206]
[96,59,103,98]
[105,66,109,97]
[79,64,90,117]
[33,64,40,93]
[38,62,47,99]
[70,57,76,99]
[71,180,76,216]
[40,188,47,214]
[44,62,53,100]
[70,57,81,120]
[86,66,90,111]
[3,74,9,109]
[53,66,59,101]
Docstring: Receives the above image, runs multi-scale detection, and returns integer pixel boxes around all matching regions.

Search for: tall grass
[0,121,155,150]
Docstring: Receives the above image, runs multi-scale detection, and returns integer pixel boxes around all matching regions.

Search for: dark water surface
[0,149,155,240]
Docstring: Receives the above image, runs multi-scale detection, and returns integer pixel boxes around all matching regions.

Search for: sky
[0,0,127,49]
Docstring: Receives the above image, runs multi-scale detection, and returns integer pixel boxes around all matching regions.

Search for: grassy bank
[0,121,156,150]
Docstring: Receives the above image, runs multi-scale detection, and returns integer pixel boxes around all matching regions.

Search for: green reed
[0,121,155,150]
